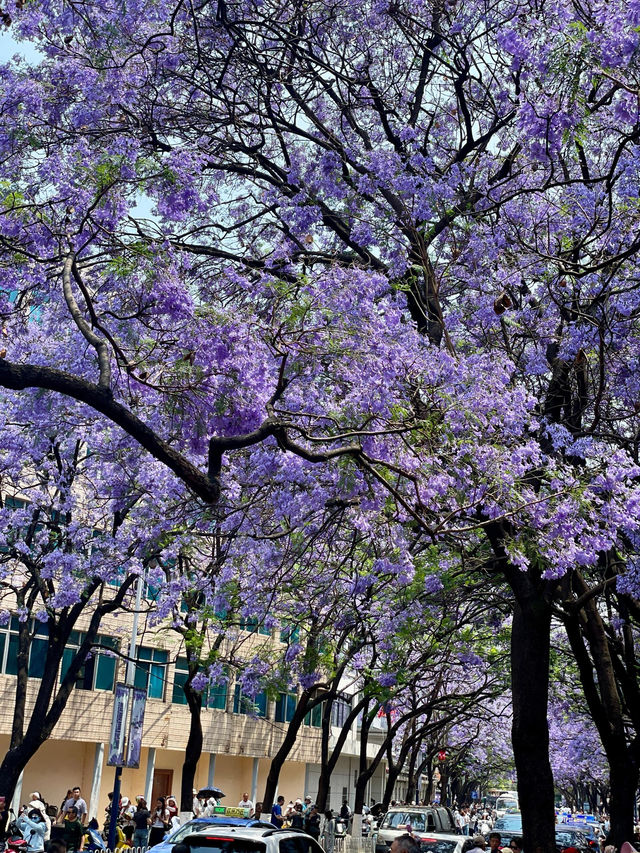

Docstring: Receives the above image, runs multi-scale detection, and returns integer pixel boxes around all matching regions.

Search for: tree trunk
[607,752,638,848]
[509,577,557,853]
[180,678,203,815]
[562,573,638,848]
[261,691,316,811]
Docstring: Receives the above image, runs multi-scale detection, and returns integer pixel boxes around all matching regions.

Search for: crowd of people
[6,787,355,853]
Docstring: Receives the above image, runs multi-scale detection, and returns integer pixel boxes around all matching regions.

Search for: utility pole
[107,574,145,849]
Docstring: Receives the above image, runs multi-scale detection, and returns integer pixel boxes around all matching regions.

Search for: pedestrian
[203,798,218,817]
[149,798,169,848]
[322,811,336,853]
[239,794,254,810]
[119,798,135,828]
[59,791,73,820]
[166,797,179,825]
[290,804,304,830]
[17,808,47,853]
[62,806,85,853]
[508,837,523,853]
[487,833,502,853]
[469,835,487,853]
[192,791,202,818]
[302,798,312,817]
[132,798,151,851]
[27,795,51,842]
[271,796,285,828]
[254,803,263,821]
[305,806,321,841]
[59,789,88,826]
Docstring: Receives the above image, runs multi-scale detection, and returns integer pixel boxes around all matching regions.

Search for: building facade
[2,607,388,822]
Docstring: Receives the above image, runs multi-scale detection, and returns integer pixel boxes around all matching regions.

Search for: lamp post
[107,574,145,850]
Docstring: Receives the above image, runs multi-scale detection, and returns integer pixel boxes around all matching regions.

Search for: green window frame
[304,701,324,727]
[233,684,267,717]
[275,692,297,723]
[134,646,168,699]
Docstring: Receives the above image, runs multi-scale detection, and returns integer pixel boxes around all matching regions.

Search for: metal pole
[107,766,123,850]
[108,574,145,850]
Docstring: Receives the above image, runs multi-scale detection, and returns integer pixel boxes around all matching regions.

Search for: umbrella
[197,787,226,800]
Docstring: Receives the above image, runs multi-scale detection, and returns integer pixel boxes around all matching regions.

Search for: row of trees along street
[1,0,640,848]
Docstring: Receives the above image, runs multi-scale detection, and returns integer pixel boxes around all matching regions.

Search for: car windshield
[185,839,266,853]
[169,824,218,843]
[382,814,430,831]
[556,832,584,847]
[419,839,459,853]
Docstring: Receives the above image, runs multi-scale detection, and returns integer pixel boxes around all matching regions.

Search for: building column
[89,743,105,821]
[208,754,216,787]
[303,763,310,800]
[10,771,23,815]
[251,758,259,804]
[144,748,156,804]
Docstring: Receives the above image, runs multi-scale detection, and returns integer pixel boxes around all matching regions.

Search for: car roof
[184,827,311,839]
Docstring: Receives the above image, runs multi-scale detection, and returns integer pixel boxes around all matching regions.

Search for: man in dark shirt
[62,807,85,853]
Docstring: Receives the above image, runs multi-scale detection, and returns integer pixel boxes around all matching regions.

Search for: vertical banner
[125,687,147,768]
[107,683,130,766]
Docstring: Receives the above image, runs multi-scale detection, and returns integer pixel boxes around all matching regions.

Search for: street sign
[125,687,147,768]
[107,682,148,767]
[471,792,478,800]
[107,683,129,766]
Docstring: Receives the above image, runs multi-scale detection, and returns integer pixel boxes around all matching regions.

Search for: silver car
[373,808,456,853]
[181,824,324,853]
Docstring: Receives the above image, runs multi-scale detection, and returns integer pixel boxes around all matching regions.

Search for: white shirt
[239,799,254,809]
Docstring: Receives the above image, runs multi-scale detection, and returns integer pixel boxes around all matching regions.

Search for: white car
[413,833,466,853]
[373,808,457,853]
[181,824,324,853]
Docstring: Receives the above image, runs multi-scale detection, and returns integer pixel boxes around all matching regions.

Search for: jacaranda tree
[2,0,640,847]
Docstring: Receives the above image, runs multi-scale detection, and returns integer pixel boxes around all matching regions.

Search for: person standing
[271,796,285,828]
[132,798,151,851]
[26,795,51,842]
[62,806,85,853]
[149,798,169,848]
[322,811,336,853]
[239,793,254,810]
[17,809,47,853]
[59,788,88,825]
[306,806,321,841]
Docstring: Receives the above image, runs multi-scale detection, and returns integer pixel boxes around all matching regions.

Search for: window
[172,658,228,710]
[60,631,119,691]
[186,841,266,853]
[332,696,352,728]
[134,646,168,700]
[233,684,267,717]
[239,617,271,636]
[304,701,324,727]
[1,617,49,678]
[279,837,324,853]
[275,692,297,723]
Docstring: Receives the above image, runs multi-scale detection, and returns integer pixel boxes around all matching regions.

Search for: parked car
[492,815,523,833]
[557,822,600,849]
[179,825,324,853]
[374,807,456,853]
[414,832,465,853]
[490,828,591,853]
[148,816,274,853]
